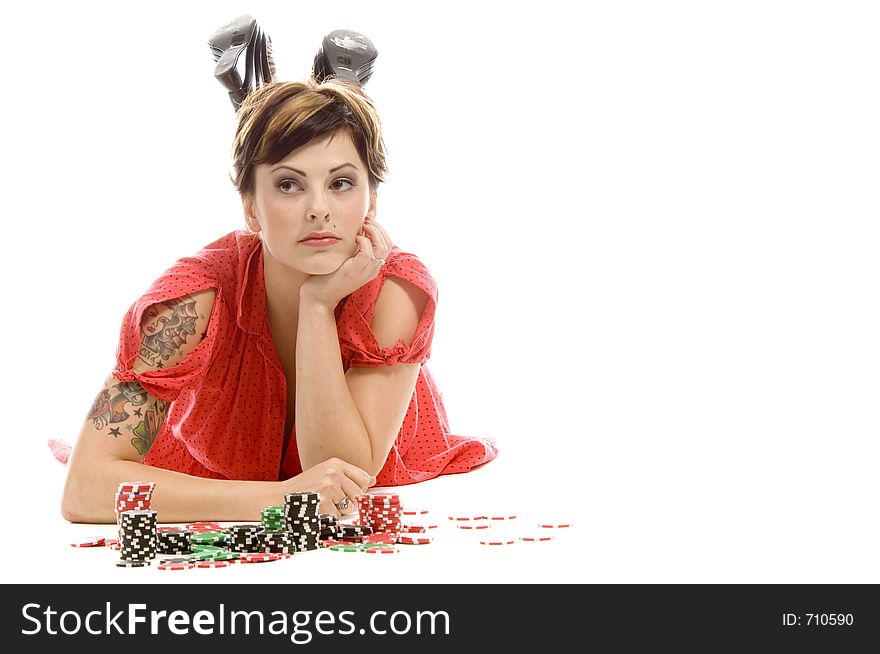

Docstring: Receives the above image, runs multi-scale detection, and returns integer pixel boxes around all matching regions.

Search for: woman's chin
[298,258,347,276]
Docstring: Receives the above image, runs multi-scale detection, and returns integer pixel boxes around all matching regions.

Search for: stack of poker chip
[283,492,321,551]
[260,530,297,555]
[356,492,403,542]
[157,528,193,555]
[228,524,265,553]
[117,509,158,567]
[189,531,229,549]
[319,514,339,540]
[337,523,374,543]
[115,481,155,524]
[260,505,286,531]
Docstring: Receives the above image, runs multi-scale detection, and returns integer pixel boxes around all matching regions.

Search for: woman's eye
[332,178,354,191]
[278,179,300,192]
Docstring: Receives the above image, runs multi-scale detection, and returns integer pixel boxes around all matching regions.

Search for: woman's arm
[295,275,428,476]
[61,288,372,522]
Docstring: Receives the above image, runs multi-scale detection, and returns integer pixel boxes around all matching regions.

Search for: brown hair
[231,79,387,197]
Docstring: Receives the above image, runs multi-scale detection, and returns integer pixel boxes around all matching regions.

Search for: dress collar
[235,231,268,336]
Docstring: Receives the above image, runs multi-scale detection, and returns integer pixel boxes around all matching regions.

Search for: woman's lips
[300,237,341,247]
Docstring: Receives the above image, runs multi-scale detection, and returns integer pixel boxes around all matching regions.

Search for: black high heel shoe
[312,29,378,87]
[208,14,276,111]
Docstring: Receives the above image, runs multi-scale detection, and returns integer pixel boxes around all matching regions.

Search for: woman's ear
[367,190,377,220]
[241,195,260,233]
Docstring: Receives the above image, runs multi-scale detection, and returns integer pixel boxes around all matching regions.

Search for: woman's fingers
[363,222,387,253]
[365,220,393,252]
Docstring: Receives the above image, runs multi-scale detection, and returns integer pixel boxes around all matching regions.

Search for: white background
[1,0,878,583]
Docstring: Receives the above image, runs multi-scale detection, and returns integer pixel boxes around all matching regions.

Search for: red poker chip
[402,508,429,516]
[397,535,433,545]
[401,524,427,533]
[364,547,399,554]
[70,537,106,548]
[449,515,486,521]
[194,559,235,568]
[479,539,516,546]
[520,535,555,542]
[362,532,398,544]
[238,552,282,563]
[117,482,155,492]
[456,523,490,530]
[489,514,517,521]
[538,522,573,529]
[158,561,194,571]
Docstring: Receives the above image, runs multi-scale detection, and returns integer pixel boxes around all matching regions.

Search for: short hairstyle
[231,79,387,197]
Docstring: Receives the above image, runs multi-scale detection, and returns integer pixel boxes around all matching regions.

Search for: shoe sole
[314,29,378,86]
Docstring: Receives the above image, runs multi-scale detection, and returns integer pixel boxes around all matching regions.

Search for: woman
[60,78,497,523]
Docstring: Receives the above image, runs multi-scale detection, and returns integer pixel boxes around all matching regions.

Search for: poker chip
[115,559,151,567]
[158,560,193,571]
[520,535,554,542]
[194,559,235,568]
[401,524,427,533]
[397,534,433,545]
[448,515,486,521]
[538,522,573,529]
[402,508,429,516]
[479,539,516,546]
[328,545,362,552]
[238,552,282,563]
[488,514,517,521]
[364,546,399,554]
[70,537,106,547]
[456,523,490,530]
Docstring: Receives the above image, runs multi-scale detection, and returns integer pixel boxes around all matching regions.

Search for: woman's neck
[262,244,309,333]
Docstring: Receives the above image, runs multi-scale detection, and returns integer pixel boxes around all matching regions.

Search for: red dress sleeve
[113,257,223,402]
[337,246,438,368]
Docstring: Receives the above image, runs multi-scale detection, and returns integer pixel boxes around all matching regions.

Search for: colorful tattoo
[129,400,168,456]
[87,381,148,429]
[138,295,200,367]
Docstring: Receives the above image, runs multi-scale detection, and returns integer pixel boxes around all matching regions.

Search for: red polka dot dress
[113,230,497,485]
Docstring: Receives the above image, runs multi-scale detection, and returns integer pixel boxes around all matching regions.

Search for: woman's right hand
[282,457,376,517]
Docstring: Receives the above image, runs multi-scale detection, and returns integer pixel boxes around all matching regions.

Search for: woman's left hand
[300,219,394,309]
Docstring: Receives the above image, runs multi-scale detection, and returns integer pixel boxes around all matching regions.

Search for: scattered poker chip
[479,539,516,546]
[70,537,106,547]
[364,546,399,554]
[448,515,486,521]
[115,559,151,567]
[320,539,350,548]
[538,522,573,529]
[488,514,517,521]
[362,532,397,545]
[456,523,490,530]
[402,508,429,515]
[397,534,433,545]
[328,545,363,552]
[401,524,427,533]
[519,534,555,542]
[158,560,193,571]
[238,552,282,563]
[194,559,235,568]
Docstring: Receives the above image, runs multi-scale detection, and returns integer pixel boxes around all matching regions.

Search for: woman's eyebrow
[270,163,358,175]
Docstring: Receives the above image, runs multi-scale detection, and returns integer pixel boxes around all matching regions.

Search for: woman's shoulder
[382,246,438,302]
[152,230,259,287]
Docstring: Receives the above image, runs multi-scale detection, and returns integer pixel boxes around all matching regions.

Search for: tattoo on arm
[137,295,201,368]
[86,378,170,457]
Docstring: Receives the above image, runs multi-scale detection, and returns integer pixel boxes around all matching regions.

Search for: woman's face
[246,130,374,276]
